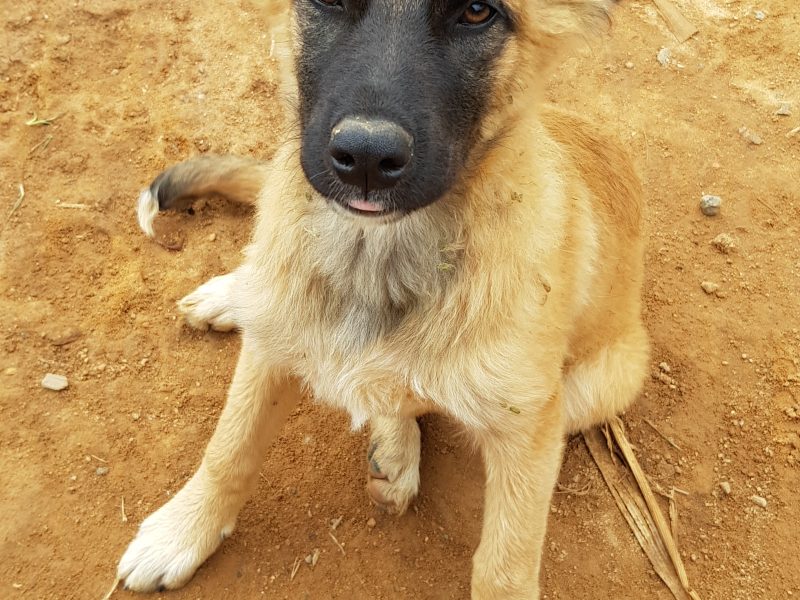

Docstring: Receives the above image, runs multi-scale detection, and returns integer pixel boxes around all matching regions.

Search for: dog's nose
[329,118,413,190]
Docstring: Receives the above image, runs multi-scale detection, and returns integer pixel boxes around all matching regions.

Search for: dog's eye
[459,2,496,26]
[314,0,342,8]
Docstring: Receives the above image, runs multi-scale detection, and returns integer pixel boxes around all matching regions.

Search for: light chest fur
[233,119,602,431]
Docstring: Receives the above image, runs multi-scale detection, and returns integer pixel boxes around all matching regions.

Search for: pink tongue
[348,199,384,212]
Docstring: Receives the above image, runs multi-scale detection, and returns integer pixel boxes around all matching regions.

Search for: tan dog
[118,1,648,597]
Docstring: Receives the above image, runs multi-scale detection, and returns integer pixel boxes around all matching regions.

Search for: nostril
[379,156,407,174]
[332,151,355,169]
[328,118,413,189]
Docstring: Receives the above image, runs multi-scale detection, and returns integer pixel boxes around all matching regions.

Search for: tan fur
[118,1,648,597]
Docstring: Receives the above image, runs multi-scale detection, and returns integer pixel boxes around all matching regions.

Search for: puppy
[118,1,649,597]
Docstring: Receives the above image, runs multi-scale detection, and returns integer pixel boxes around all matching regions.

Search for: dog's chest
[294,345,426,429]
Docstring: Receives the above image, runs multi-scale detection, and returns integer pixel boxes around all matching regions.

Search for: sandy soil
[1,1,799,598]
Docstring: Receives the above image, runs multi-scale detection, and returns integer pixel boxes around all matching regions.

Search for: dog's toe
[117,494,235,593]
[365,440,420,515]
[177,274,238,332]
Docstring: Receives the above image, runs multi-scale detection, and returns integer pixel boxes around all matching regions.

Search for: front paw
[117,487,236,592]
[177,274,238,332]
[365,422,421,515]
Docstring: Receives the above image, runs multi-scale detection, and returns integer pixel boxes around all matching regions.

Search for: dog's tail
[136,155,268,237]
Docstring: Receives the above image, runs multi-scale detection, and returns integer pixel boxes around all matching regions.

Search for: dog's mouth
[344,198,390,216]
[327,194,401,219]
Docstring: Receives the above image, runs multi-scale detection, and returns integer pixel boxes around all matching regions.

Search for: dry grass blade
[100,577,120,600]
[328,531,346,555]
[644,418,682,451]
[652,0,698,42]
[290,556,301,581]
[608,418,696,595]
[29,134,54,154]
[584,420,702,600]
[25,113,60,126]
[669,492,679,544]
[5,184,25,228]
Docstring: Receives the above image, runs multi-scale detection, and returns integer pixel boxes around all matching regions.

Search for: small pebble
[754,10,765,20]
[776,103,791,117]
[207,233,217,242]
[700,194,722,216]
[96,466,110,476]
[659,362,671,373]
[750,495,767,509]
[720,481,732,495]
[738,126,763,145]
[54,33,71,45]
[701,281,720,295]
[41,373,68,391]
[711,232,737,254]
[657,47,671,67]
[131,412,141,421]
[624,61,634,69]
[366,517,376,528]
[3,367,17,376]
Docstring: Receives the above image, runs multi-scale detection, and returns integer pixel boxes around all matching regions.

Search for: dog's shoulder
[539,105,643,236]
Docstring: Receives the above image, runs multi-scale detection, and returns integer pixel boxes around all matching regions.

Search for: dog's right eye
[313,0,343,7]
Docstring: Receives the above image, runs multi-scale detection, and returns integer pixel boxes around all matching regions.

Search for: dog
[118,0,649,597]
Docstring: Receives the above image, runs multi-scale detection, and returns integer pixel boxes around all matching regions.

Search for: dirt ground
[1,0,798,598]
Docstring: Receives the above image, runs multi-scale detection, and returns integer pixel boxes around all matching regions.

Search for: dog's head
[291,0,612,220]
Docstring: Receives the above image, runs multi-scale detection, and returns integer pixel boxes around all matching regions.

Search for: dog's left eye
[459,2,496,26]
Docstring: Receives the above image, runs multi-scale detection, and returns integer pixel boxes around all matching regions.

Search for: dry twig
[328,531,346,555]
[555,481,593,496]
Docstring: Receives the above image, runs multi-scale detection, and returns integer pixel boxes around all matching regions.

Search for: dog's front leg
[117,342,298,592]
[471,392,564,600]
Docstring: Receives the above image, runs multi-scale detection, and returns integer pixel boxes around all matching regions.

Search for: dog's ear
[516,0,615,71]
[532,0,614,37]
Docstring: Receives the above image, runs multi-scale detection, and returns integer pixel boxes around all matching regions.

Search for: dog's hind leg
[366,416,421,514]
[562,322,650,434]
[117,343,299,592]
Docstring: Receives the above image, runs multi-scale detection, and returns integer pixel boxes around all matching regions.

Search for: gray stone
[700,195,722,216]
[41,373,68,391]
[738,126,763,145]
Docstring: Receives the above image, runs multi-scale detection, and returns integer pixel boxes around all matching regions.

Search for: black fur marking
[294,0,512,215]
[151,170,184,212]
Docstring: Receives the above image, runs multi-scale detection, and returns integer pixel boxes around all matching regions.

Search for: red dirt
[1,1,798,599]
